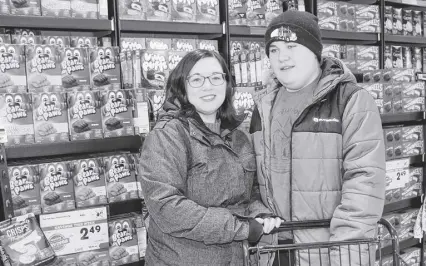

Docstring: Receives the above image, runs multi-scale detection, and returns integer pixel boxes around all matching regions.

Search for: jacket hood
[313,56,357,100]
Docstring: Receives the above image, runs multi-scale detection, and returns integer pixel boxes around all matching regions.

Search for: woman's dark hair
[164,49,242,129]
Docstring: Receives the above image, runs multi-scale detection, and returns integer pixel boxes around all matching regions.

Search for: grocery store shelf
[321,30,379,42]
[120,20,223,36]
[229,25,266,37]
[417,73,426,81]
[378,238,420,258]
[383,197,422,214]
[0,16,112,31]
[5,135,143,160]
[124,260,144,266]
[385,0,426,7]
[381,112,424,124]
[385,34,426,45]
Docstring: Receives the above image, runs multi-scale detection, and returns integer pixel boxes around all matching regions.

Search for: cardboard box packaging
[71,0,98,19]
[67,90,103,140]
[89,46,121,90]
[385,6,393,34]
[140,49,169,91]
[26,44,62,92]
[229,0,247,25]
[119,0,147,20]
[172,38,196,52]
[10,0,41,15]
[98,0,108,19]
[0,0,10,14]
[32,92,69,143]
[40,161,76,213]
[172,0,196,22]
[0,44,27,93]
[393,8,403,35]
[41,0,71,17]
[70,36,97,48]
[402,9,413,36]
[60,47,91,91]
[41,36,70,48]
[147,0,172,21]
[196,0,219,24]
[109,217,139,265]
[413,10,422,36]
[246,0,265,27]
[9,165,41,216]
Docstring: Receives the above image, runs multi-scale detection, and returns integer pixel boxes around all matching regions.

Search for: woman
[140,49,280,266]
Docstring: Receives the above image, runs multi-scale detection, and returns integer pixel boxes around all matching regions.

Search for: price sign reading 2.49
[40,206,109,256]
[386,169,408,190]
[81,225,102,240]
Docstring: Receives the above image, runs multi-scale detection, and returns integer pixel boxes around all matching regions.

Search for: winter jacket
[139,100,270,266]
[250,57,386,265]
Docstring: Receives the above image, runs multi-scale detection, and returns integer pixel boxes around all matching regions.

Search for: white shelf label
[386,158,410,171]
[386,169,409,190]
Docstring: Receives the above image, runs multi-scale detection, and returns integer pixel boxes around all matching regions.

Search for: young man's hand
[255,217,282,234]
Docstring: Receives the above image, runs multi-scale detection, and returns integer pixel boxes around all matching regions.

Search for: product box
[70,36,97,48]
[168,50,186,71]
[140,49,169,91]
[196,0,219,24]
[0,44,27,93]
[322,44,340,59]
[385,6,393,34]
[362,83,383,99]
[146,0,172,21]
[10,0,41,15]
[40,161,75,213]
[403,97,425,112]
[0,34,11,44]
[41,35,70,48]
[356,45,379,60]
[400,248,421,265]
[89,47,121,90]
[145,37,171,50]
[246,0,265,27]
[393,8,403,35]
[338,3,356,32]
[121,37,146,52]
[356,18,380,32]
[0,93,35,146]
[147,88,165,120]
[0,213,56,266]
[67,90,103,140]
[134,215,147,258]
[119,0,147,20]
[120,51,133,89]
[9,165,41,216]
[413,47,422,73]
[10,28,41,36]
[76,249,110,266]
[71,157,107,208]
[401,82,425,98]
[355,5,379,19]
[392,46,404,69]
[26,44,62,92]
[109,216,139,266]
[197,39,218,51]
[0,0,10,14]
[356,60,379,71]
[171,38,196,52]
[424,11,426,37]
[11,34,41,45]
[60,47,91,91]
[319,16,340,31]
[265,0,282,25]
[229,0,247,25]
[41,0,71,17]
[402,9,413,36]
[32,92,69,143]
[393,68,415,82]
[233,86,255,129]
[413,10,422,36]
[98,0,108,19]
[402,46,413,69]
[104,153,139,203]
[133,88,150,135]
[100,89,135,138]
[71,0,98,19]
[171,0,196,22]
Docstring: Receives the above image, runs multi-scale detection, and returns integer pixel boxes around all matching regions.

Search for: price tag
[386,169,409,190]
[40,206,109,256]
[386,158,410,171]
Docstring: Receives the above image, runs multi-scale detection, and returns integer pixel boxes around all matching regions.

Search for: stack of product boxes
[384,6,425,37]
[322,44,380,72]
[119,0,221,24]
[0,0,108,19]
[383,126,423,203]
[228,0,300,26]
[317,0,381,33]
[119,37,219,122]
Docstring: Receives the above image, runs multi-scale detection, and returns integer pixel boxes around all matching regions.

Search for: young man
[251,10,386,265]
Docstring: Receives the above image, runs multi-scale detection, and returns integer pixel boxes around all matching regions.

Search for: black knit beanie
[265,10,323,61]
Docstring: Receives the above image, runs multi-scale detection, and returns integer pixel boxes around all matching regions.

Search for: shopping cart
[243,218,409,266]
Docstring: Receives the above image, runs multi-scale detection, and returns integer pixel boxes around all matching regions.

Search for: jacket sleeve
[248,174,272,217]
[140,121,249,245]
[330,88,386,243]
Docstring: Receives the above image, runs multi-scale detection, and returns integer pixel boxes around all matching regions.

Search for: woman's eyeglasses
[187,73,226,88]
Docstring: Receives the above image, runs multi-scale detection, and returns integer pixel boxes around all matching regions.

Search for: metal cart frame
[243,218,408,266]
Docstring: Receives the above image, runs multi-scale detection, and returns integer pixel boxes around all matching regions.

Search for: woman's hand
[255,217,282,234]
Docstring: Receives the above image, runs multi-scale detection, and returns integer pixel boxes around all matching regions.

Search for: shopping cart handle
[270,219,331,234]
